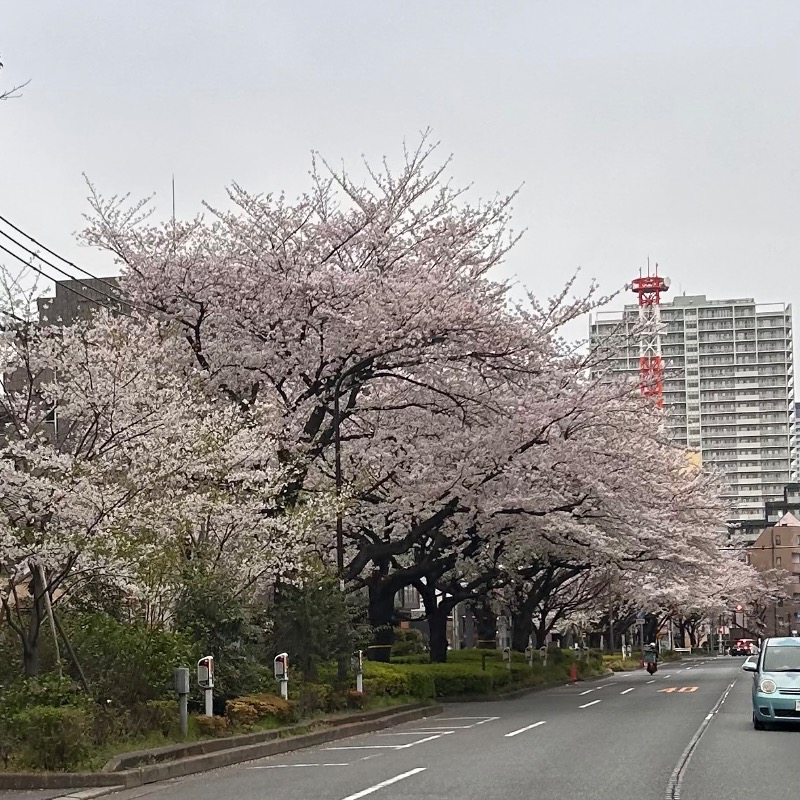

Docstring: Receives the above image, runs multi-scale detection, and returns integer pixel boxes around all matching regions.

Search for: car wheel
[753,713,766,730]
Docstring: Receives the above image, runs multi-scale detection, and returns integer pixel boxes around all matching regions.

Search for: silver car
[743,636,800,729]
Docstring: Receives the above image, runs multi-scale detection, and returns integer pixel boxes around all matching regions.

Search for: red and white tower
[629,268,671,408]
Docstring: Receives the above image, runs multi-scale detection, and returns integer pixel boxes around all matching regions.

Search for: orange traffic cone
[569,662,577,683]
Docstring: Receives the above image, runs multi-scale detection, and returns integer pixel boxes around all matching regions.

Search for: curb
[436,669,613,703]
[0,704,442,795]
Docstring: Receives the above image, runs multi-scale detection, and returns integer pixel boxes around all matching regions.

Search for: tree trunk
[471,601,497,649]
[511,612,532,653]
[427,607,450,663]
[367,583,396,663]
[22,640,39,678]
[643,615,659,646]
[678,618,687,649]
[21,567,46,678]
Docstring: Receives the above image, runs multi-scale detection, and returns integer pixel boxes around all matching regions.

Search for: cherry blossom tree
[76,136,735,667]
[0,292,304,675]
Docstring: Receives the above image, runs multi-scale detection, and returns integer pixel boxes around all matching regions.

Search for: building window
[775,535,782,546]
[777,557,782,566]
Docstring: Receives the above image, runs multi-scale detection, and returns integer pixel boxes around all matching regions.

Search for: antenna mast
[630,264,671,408]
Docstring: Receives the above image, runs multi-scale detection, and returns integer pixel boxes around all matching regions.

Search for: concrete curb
[0,704,442,794]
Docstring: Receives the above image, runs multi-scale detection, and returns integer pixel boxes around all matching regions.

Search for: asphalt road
[9,657,799,800]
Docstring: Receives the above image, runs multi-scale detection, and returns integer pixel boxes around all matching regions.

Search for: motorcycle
[646,660,657,675]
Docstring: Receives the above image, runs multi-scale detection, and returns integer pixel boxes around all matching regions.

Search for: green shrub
[63,613,197,705]
[90,702,129,746]
[142,699,180,738]
[424,665,495,696]
[401,667,436,699]
[193,714,229,737]
[391,628,426,656]
[362,661,412,697]
[0,674,89,752]
[0,673,86,713]
[225,693,297,729]
[346,690,365,709]
[14,706,90,771]
[295,683,332,716]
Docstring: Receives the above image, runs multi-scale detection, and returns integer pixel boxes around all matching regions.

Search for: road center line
[341,768,427,800]
[664,679,737,800]
[620,688,635,695]
[505,721,546,737]
[647,679,656,684]
[579,699,602,709]
[579,689,595,695]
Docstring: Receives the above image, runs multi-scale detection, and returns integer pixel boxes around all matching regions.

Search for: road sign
[636,618,646,626]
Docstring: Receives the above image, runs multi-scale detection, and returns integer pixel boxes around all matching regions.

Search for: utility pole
[607,570,615,653]
[333,380,348,681]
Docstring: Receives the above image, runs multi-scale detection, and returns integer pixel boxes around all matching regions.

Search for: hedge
[362,648,605,699]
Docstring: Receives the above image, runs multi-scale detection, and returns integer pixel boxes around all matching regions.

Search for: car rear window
[763,646,800,672]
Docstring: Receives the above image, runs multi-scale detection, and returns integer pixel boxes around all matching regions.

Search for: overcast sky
[2,1,799,338]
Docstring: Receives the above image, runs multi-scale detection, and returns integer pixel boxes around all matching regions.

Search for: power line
[0,228,132,311]
[0,212,165,318]
[0,306,32,326]
[0,212,123,297]
[0,242,134,318]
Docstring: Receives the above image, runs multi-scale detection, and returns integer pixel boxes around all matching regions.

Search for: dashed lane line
[620,688,635,695]
[579,699,602,709]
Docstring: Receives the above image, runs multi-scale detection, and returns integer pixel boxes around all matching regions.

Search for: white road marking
[324,745,410,751]
[325,732,453,751]
[579,689,595,696]
[410,716,498,730]
[621,688,635,695]
[647,679,656,684]
[341,768,427,800]
[579,699,602,709]
[397,733,453,749]
[504,721,546,738]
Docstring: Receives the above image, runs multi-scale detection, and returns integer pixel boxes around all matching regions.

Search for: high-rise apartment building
[590,294,798,522]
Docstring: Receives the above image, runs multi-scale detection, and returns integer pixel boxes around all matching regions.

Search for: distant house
[747,512,800,637]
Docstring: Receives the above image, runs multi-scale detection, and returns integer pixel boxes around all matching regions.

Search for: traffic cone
[569,662,577,683]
